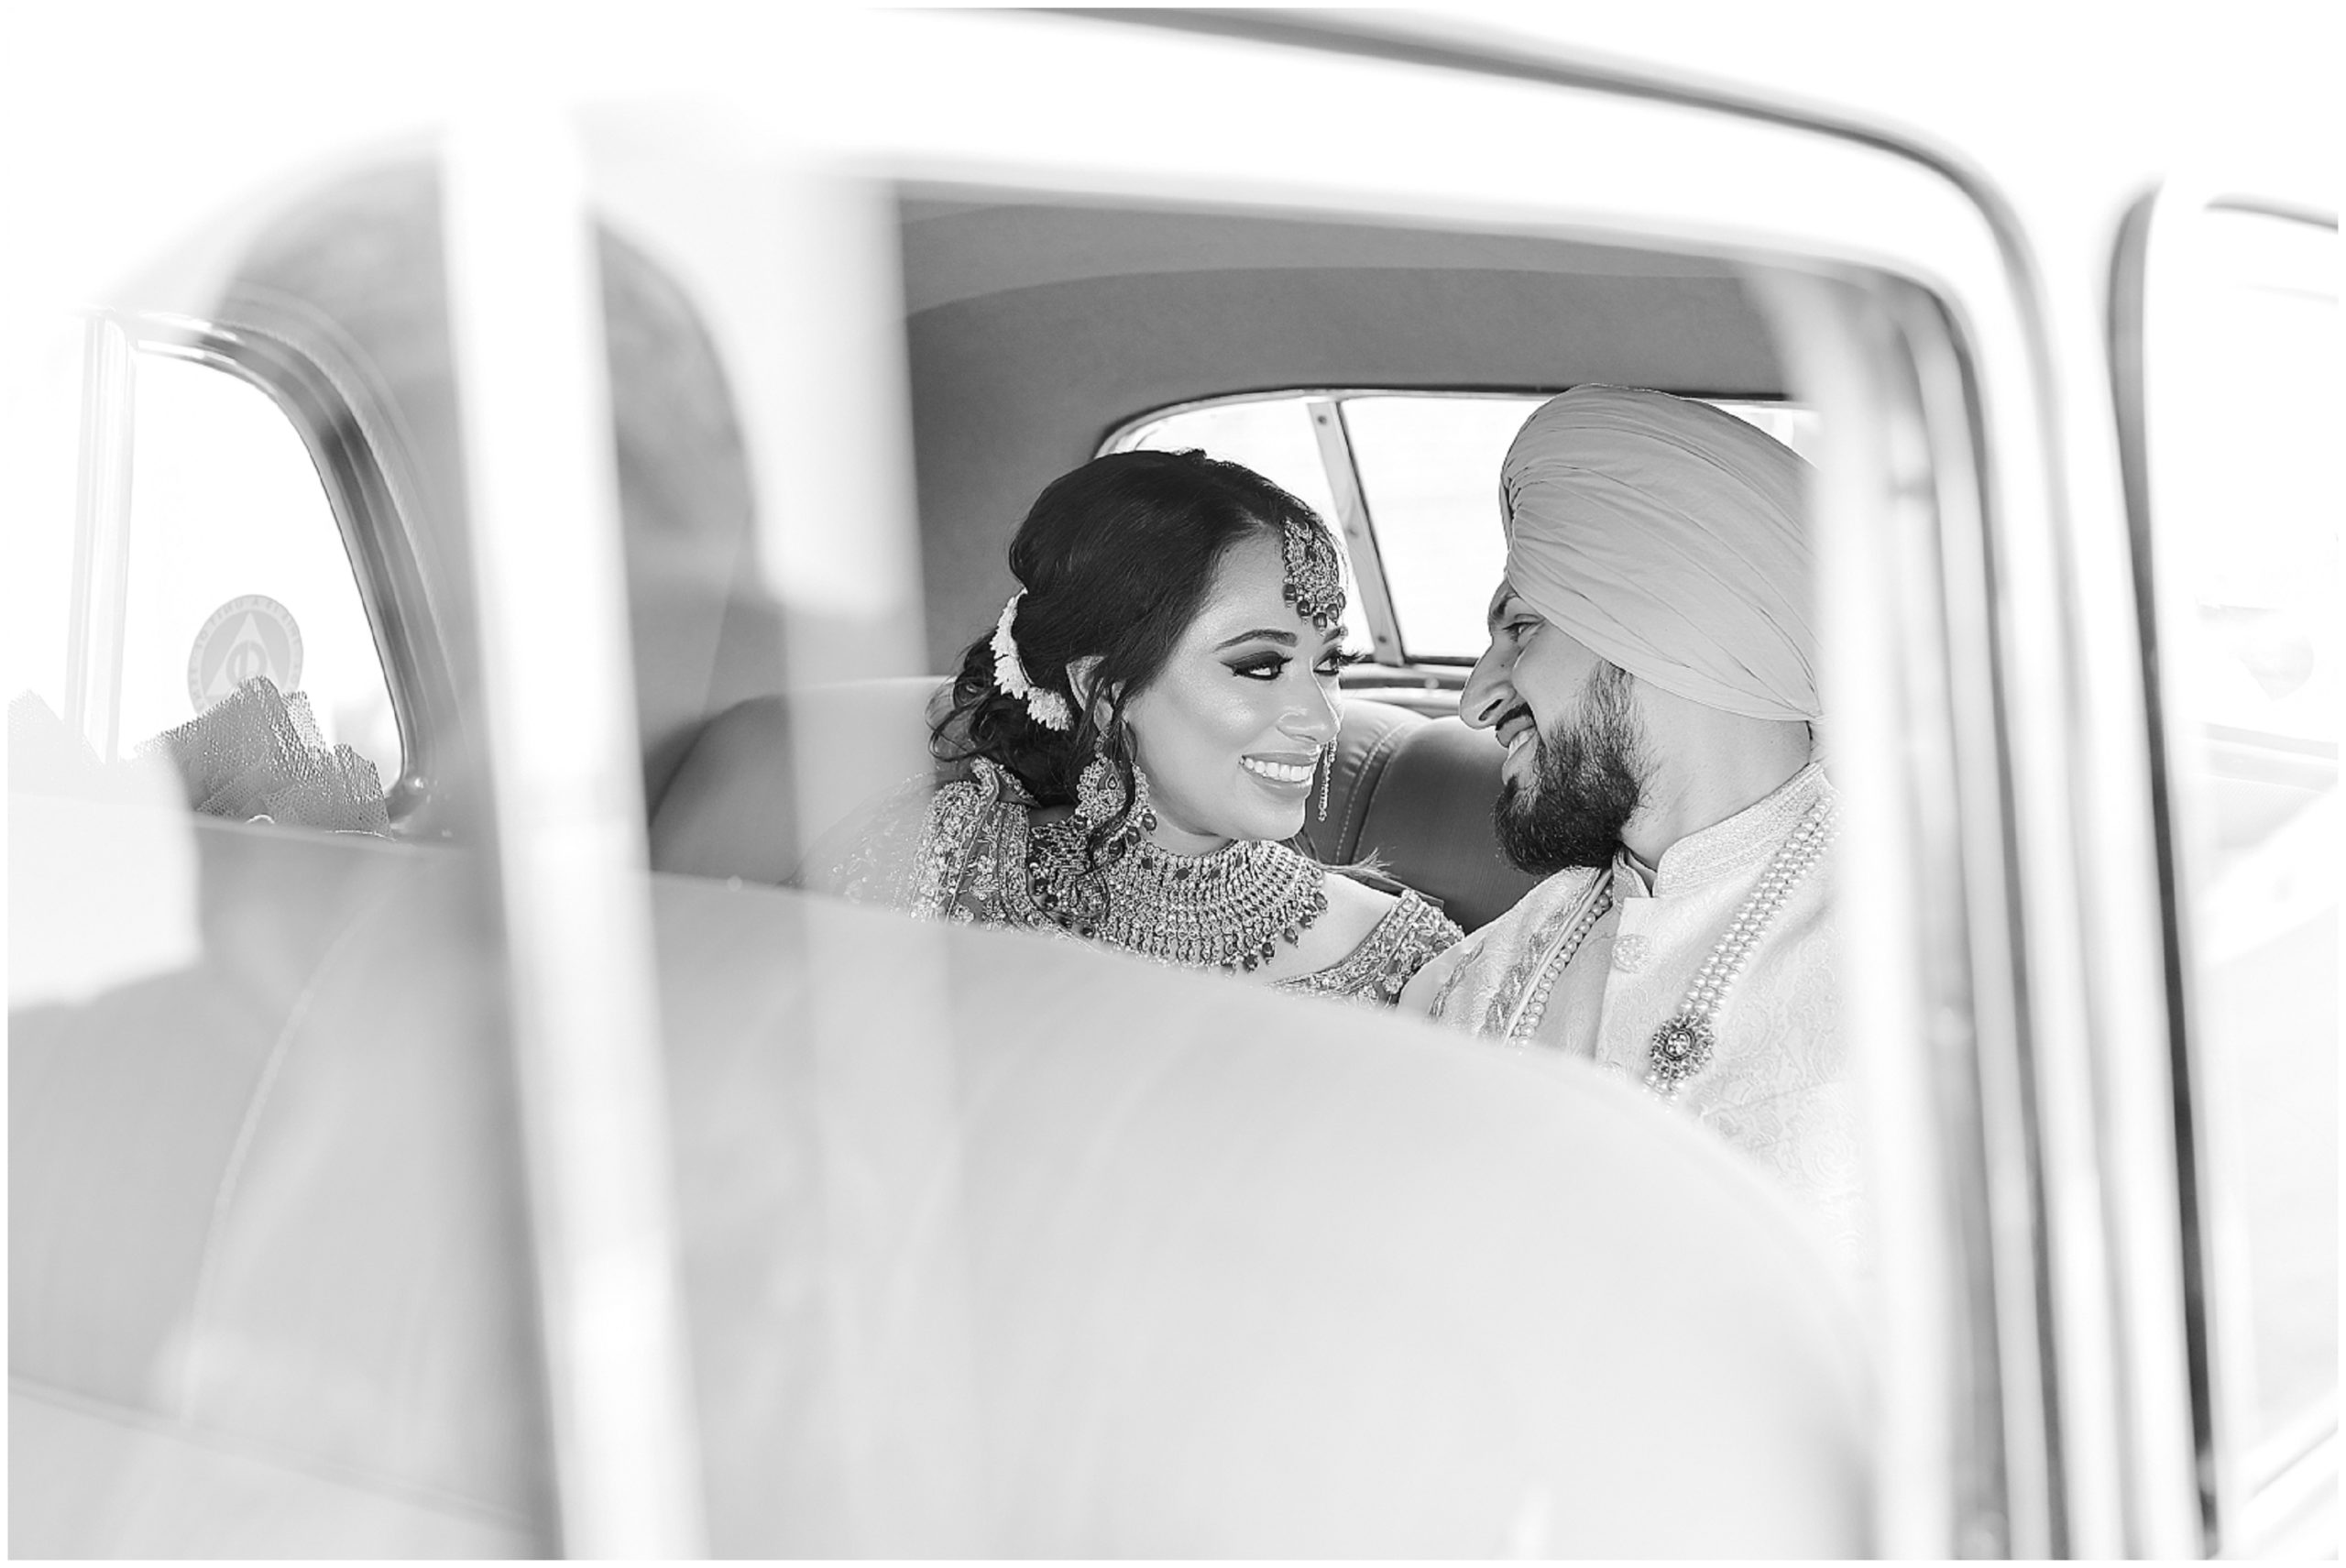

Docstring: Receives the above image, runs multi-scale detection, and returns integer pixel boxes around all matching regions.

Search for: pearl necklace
[1502,882,1616,1048]
[1016,812,1329,974]
[1644,798,1837,1098]
[1506,797,1838,1099]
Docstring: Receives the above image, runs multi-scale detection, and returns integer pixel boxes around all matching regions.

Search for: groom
[1403,386,1858,1255]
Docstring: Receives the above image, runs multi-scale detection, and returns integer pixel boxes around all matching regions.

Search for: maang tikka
[1279,514,1346,633]
[1278,515,1343,825]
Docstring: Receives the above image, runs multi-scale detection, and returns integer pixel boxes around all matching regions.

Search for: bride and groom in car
[817,384,1855,1255]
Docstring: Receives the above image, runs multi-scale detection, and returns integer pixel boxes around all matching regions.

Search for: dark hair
[936,448,1335,864]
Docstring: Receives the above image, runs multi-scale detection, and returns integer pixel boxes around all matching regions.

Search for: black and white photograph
[4,3,2336,1556]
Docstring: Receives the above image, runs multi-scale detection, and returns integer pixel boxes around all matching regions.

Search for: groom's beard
[1493,668,1645,876]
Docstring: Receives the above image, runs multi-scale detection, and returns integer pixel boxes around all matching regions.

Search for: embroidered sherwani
[1413,763,1860,1260]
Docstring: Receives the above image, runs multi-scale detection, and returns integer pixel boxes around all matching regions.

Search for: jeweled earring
[1073,743,1123,834]
[1075,729,1156,848]
[1317,740,1336,821]
[1125,758,1157,843]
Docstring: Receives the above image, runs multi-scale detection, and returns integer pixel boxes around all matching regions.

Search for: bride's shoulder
[1307,863,1424,958]
[1319,865,1400,933]
[1322,864,1464,948]
[801,759,1021,905]
[1284,861,1461,983]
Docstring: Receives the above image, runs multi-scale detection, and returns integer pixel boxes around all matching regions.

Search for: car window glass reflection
[117,351,400,784]
[2153,207,2340,1461]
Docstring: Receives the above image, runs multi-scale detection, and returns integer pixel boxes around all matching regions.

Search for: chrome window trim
[1891,277,2059,1557]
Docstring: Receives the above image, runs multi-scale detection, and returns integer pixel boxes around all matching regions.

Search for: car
[5,5,2335,1557]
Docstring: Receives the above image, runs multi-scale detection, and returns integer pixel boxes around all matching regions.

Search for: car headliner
[899,192,1787,664]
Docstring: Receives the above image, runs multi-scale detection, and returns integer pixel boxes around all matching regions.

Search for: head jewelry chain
[993,514,1343,729]
[1279,515,1346,633]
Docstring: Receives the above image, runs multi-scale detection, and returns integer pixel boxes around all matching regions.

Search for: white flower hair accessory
[991,590,1075,731]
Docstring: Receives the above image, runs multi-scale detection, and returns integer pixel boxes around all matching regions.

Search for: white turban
[1499,385,1819,722]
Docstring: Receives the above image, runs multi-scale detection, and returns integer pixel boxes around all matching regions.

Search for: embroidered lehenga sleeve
[801,764,1012,917]
[1278,889,1464,1006]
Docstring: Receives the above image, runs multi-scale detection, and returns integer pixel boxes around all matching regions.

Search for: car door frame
[543,7,2205,1552]
[2110,170,2341,1556]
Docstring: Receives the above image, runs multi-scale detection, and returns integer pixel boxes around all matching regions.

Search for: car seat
[12,816,1869,1555]
[648,683,1542,930]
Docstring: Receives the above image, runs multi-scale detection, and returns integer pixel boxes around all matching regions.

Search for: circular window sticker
[187,594,304,711]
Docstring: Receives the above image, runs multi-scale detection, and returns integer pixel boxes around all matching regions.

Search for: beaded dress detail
[814,760,1460,1006]
[1018,813,1330,973]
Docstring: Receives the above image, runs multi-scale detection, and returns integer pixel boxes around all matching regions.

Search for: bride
[817,448,1462,1004]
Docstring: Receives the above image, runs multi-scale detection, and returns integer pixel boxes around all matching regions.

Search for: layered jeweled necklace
[1507,797,1838,1099]
[1017,813,1330,974]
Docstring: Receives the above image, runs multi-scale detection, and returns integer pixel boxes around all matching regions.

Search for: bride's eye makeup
[1230,641,1361,681]
[1229,650,1292,681]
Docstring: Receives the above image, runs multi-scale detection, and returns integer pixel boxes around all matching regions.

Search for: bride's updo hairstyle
[936,448,1337,860]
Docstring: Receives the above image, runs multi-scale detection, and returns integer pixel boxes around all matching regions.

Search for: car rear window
[1110,389,1817,663]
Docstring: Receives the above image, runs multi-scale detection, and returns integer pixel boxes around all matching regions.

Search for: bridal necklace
[1019,813,1329,974]
[1507,796,1838,1099]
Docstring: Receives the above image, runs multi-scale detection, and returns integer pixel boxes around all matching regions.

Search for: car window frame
[2110,174,2342,1556]
[514,7,2233,1551]
[80,311,455,828]
[577,9,2126,1552]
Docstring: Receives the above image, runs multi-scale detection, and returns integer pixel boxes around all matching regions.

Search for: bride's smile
[1119,531,1345,855]
[1239,754,1315,786]
[818,447,1460,1002]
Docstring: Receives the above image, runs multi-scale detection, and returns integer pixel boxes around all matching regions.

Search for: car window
[1339,395,1537,657]
[1112,390,1817,663]
[115,346,400,785]
[2135,204,2340,1472]
[1104,396,1376,654]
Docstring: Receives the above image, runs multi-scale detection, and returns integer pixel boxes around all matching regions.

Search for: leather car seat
[650,685,1541,931]
[1295,697,1541,931]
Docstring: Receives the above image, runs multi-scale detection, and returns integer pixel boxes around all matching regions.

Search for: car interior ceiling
[898,188,1791,663]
